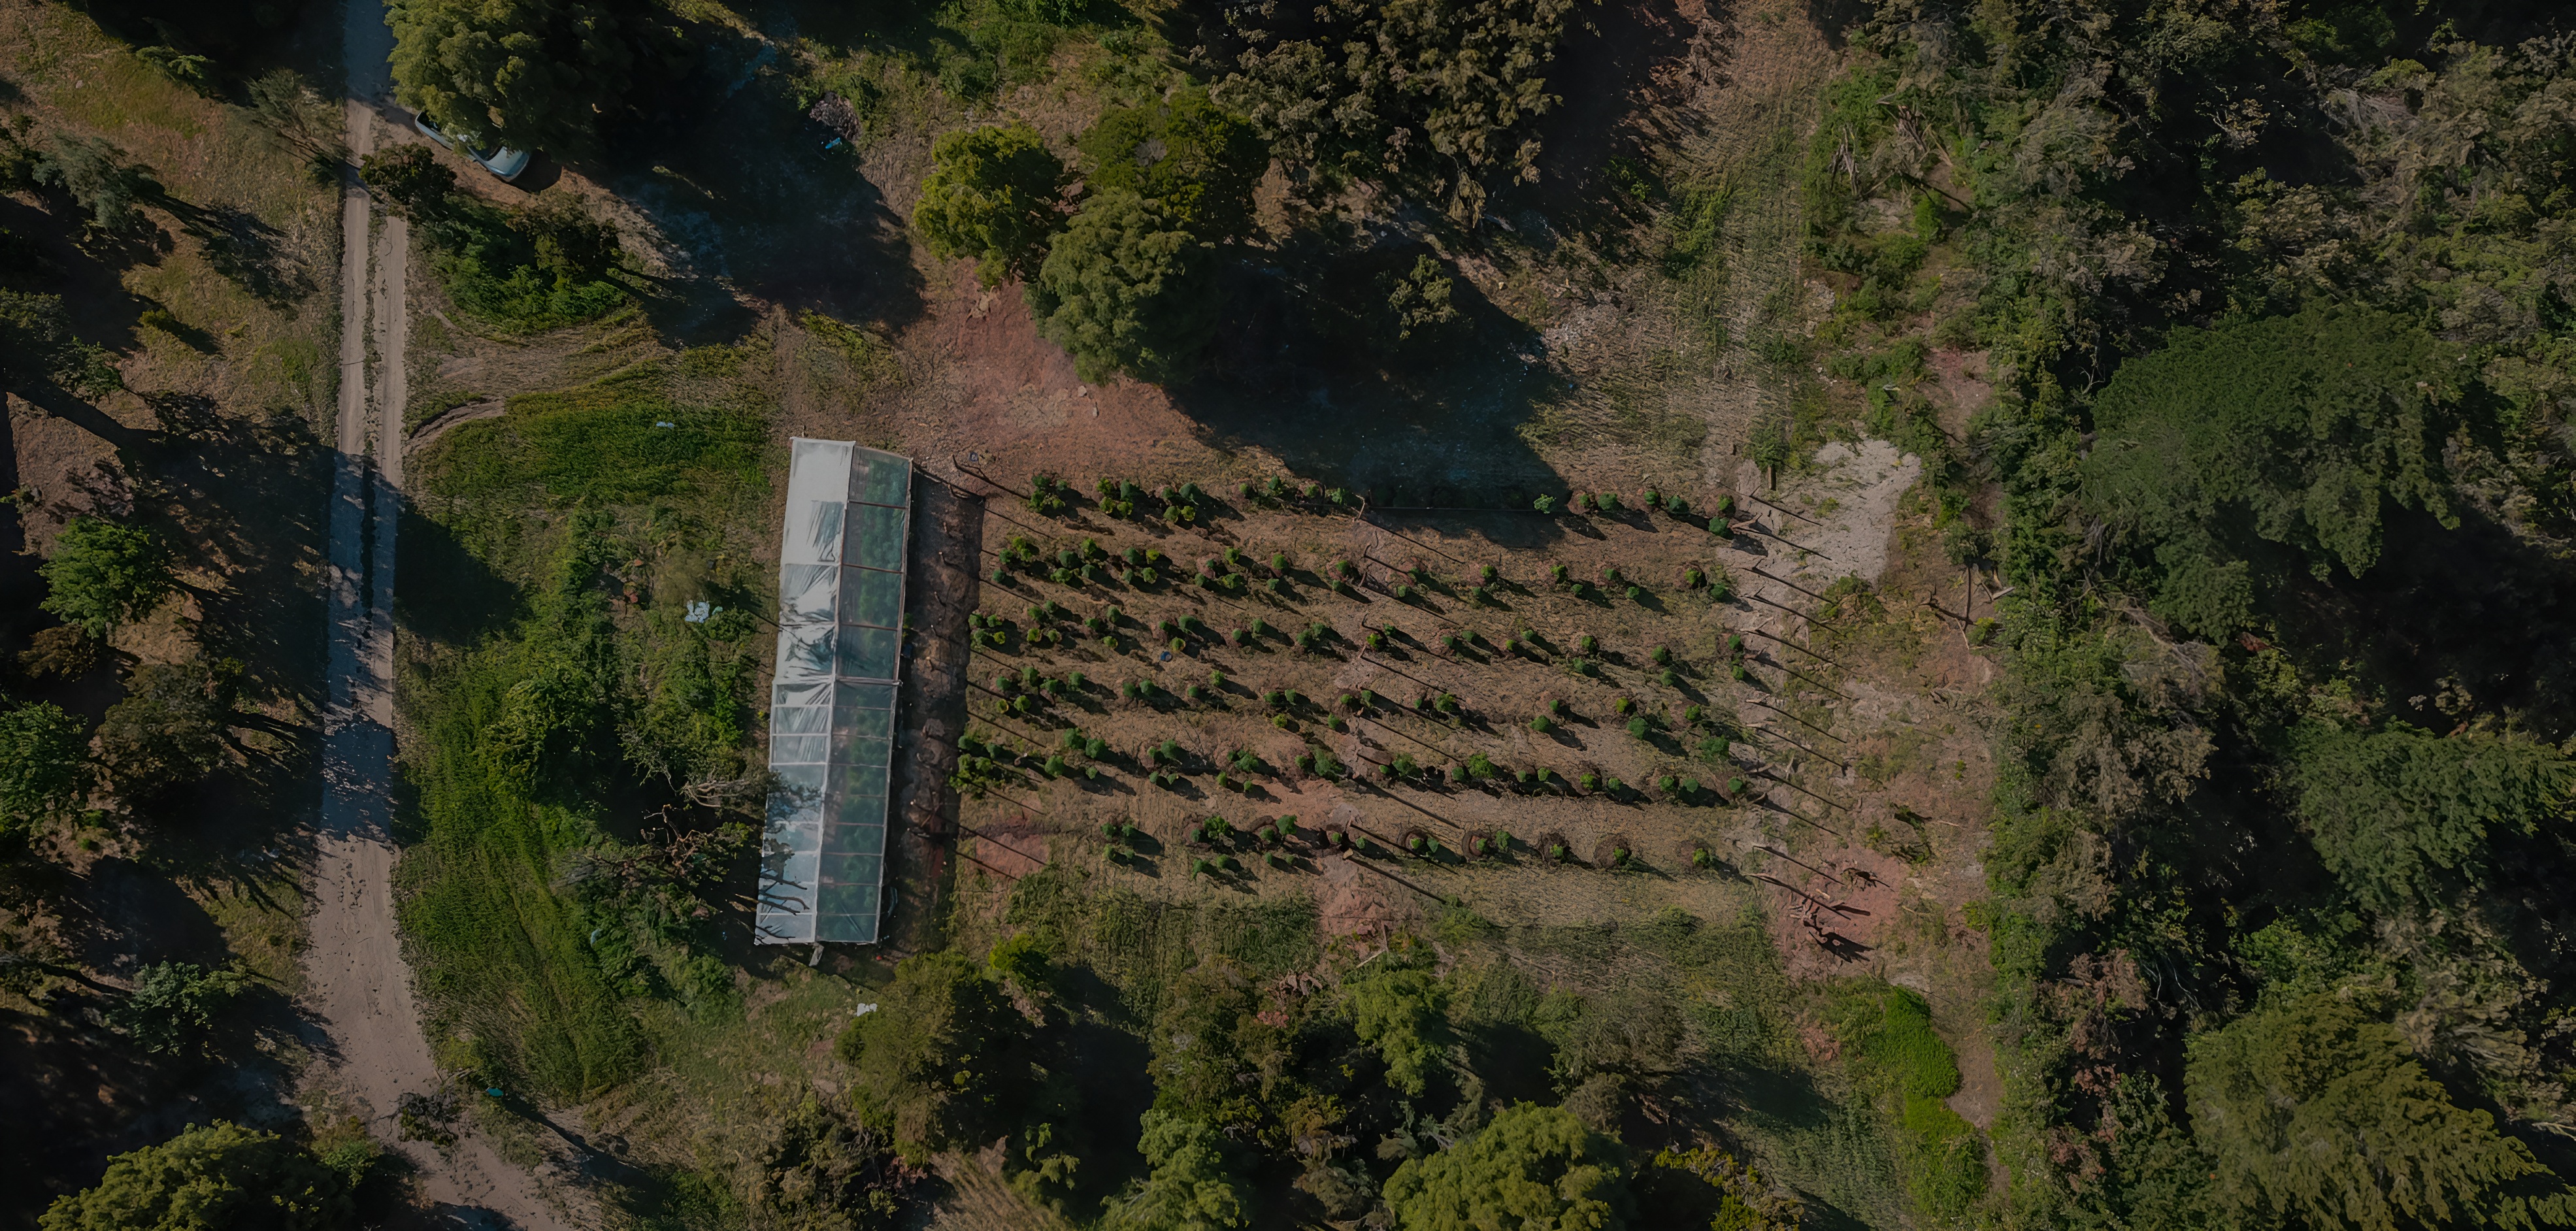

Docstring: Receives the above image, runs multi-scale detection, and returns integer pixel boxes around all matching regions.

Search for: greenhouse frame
[754,438,913,945]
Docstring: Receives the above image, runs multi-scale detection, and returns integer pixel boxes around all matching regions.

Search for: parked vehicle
[412,116,531,182]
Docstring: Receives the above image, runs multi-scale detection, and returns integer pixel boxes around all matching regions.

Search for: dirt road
[303,4,575,1227]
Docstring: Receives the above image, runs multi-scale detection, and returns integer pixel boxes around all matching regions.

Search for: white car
[412,116,531,182]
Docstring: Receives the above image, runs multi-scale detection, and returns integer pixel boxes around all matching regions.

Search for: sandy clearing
[1738,438,1923,591]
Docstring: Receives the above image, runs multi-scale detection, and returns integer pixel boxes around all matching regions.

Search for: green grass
[430,366,768,509]
[1833,983,1989,1223]
[996,866,1320,1019]
[399,361,774,1102]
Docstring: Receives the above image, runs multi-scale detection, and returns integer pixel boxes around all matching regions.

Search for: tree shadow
[1166,238,1579,519]
[394,503,525,648]
[131,394,331,708]
[2281,504,2576,738]
[160,199,316,311]
[595,25,926,346]
[0,196,154,348]
[1506,0,1721,239]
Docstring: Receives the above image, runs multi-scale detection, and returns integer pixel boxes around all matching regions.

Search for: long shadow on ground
[595,27,925,346]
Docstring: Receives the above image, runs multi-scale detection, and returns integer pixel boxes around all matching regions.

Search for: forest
[0,0,2569,1227]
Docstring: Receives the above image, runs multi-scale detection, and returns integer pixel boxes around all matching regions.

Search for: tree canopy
[1382,1103,1632,1231]
[106,961,249,1055]
[41,517,174,638]
[1075,87,1264,242]
[40,1121,352,1231]
[1344,964,1449,1096]
[1219,0,1577,222]
[357,144,459,222]
[388,0,661,155]
[1101,1111,1249,1231]
[2186,993,2576,1231]
[2287,722,2572,920]
[96,659,235,800]
[2080,306,2468,638]
[1147,958,1283,1130]
[0,698,88,838]
[1029,190,1217,385]
[913,123,1066,286]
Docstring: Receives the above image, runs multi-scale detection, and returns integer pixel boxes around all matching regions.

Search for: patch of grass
[421,365,768,555]
[400,364,774,1101]
[397,633,653,1099]
[996,866,1319,1018]
[197,874,306,989]
[1831,983,1989,1221]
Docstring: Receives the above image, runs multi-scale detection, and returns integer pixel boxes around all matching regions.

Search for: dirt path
[302,4,575,1227]
[403,397,502,454]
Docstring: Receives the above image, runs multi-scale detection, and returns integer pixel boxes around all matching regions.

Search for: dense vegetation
[1794,1,2576,1227]
[401,357,771,1097]
[386,0,683,156]
[358,0,2576,1226]
[359,144,630,329]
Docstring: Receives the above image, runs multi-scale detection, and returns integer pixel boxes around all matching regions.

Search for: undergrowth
[398,360,774,1101]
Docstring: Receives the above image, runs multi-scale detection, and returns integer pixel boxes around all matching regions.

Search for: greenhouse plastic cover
[755,440,912,945]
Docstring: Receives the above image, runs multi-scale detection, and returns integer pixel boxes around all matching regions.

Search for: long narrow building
[755,438,912,946]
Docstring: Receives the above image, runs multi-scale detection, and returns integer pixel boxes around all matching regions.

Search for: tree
[41,1121,351,1230]
[914,123,1065,285]
[1382,255,1459,342]
[751,1096,916,1230]
[97,660,235,798]
[2286,722,2571,920]
[30,137,159,233]
[1029,190,1217,384]
[388,0,659,155]
[2186,993,2576,1231]
[836,951,1033,1151]
[0,289,120,400]
[1219,0,1579,222]
[357,144,458,222]
[1344,962,1449,1096]
[106,960,249,1055]
[1148,959,1283,1128]
[1102,1111,1249,1231]
[0,699,88,838]
[41,517,174,637]
[1383,1103,1632,1231]
[1075,88,1264,241]
[245,70,342,174]
[2081,306,2466,638]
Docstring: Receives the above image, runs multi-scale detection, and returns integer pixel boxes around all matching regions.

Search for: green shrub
[1383,1105,1631,1228]
[426,194,629,330]
[40,517,171,636]
[0,699,86,838]
[1076,86,1263,241]
[106,961,248,1055]
[1029,191,1217,384]
[41,1121,352,1231]
[1834,987,1987,1219]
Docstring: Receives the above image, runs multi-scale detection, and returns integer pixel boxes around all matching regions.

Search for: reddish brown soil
[1760,844,1903,983]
